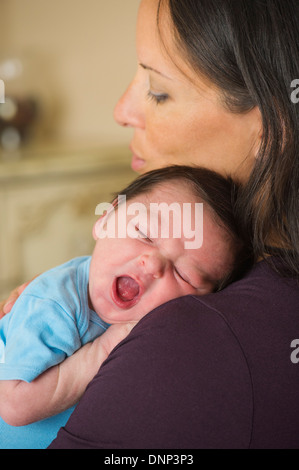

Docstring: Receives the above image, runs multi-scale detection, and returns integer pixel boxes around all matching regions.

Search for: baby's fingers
[99,322,137,357]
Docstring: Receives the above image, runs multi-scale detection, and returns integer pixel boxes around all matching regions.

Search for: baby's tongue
[117,276,139,302]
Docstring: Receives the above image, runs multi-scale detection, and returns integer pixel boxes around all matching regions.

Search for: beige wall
[0,0,139,146]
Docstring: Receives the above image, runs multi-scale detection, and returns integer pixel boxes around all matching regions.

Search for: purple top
[49,259,299,449]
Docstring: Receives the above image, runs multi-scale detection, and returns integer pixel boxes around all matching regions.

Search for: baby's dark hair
[115,165,253,290]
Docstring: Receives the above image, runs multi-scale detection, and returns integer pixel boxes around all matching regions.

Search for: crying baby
[88,167,240,324]
[0,166,245,448]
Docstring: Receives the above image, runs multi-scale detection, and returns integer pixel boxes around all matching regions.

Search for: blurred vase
[0,53,44,154]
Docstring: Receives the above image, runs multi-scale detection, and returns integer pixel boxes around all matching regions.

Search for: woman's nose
[114,76,145,129]
[139,253,168,279]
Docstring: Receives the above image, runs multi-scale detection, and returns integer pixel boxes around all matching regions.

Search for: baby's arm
[0,323,135,426]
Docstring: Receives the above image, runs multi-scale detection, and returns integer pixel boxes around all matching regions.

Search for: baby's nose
[139,253,168,279]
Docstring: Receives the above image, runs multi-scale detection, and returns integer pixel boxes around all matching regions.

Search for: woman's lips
[130,149,146,172]
[112,276,142,309]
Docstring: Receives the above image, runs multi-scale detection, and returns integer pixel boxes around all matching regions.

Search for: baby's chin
[98,305,150,325]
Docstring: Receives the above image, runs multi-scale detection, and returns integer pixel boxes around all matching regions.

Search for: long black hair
[158,0,299,279]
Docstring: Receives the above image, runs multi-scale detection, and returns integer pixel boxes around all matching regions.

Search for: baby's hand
[94,322,137,361]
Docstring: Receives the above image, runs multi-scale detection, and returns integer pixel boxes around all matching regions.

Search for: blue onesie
[0,256,110,449]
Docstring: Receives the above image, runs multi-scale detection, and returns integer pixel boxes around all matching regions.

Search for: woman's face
[114,0,262,181]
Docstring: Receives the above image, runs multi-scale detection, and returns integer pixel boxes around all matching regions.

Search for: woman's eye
[147,90,169,105]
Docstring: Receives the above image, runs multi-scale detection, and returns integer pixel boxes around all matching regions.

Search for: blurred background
[0,0,139,298]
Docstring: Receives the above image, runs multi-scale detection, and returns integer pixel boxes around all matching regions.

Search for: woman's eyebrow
[139,63,173,80]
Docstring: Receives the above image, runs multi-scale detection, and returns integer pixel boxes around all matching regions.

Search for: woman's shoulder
[132,258,299,365]
[118,259,298,448]
[133,257,299,440]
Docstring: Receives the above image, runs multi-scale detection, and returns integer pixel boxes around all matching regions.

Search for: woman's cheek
[146,119,181,161]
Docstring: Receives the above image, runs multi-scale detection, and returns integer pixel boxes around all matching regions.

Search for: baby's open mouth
[112,276,140,308]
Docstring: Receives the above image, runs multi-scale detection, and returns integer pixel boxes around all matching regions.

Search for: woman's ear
[251,105,263,159]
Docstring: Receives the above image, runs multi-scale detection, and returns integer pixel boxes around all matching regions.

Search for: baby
[0,165,249,449]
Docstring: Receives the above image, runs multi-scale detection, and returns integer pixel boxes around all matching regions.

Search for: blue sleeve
[0,294,82,383]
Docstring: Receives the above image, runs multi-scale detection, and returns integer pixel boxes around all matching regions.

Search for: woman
[2,0,299,448]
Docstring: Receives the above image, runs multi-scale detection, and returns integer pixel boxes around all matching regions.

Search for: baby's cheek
[175,281,206,299]
[156,280,187,304]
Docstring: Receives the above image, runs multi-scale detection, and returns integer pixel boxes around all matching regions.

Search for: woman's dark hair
[158,0,299,279]
[115,165,252,290]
